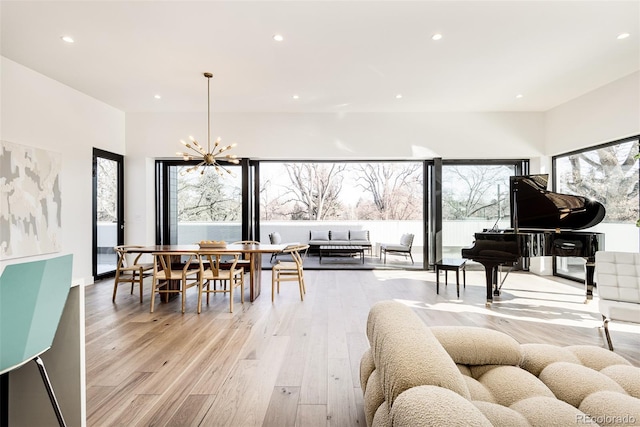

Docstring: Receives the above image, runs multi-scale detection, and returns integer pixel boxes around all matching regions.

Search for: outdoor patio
[261,247,425,270]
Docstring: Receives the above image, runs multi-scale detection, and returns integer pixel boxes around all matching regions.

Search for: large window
[553,136,639,281]
[441,161,527,259]
[157,161,243,245]
[259,161,424,264]
[155,158,539,270]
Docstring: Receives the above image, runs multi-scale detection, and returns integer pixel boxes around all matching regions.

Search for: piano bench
[435,258,466,298]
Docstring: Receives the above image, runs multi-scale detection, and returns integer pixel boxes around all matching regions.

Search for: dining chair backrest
[150,251,199,314]
[114,245,146,268]
[113,245,153,303]
[271,244,309,302]
[153,251,197,277]
[199,252,241,275]
[282,244,310,266]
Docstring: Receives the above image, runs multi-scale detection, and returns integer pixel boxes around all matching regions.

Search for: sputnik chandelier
[177,72,239,175]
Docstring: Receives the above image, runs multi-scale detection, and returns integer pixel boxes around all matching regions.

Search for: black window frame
[154,157,530,270]
[551,134,640,282]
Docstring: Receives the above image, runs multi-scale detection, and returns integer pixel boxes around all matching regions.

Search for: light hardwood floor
[86,267,639,426]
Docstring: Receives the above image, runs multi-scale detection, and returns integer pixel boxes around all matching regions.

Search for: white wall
[545,71,640,155]
[0,57,125,285]
[126,111,546,160]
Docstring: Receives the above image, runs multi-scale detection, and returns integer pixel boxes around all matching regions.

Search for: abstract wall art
[0,140,62,259]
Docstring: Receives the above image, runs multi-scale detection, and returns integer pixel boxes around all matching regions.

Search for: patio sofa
[361,300,640,426]
[308,230,372,254]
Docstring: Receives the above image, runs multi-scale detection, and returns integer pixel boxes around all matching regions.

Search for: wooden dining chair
[150,252,200,313]
[198,252,245,313]
[112,245,154,303]
[271,244,309,302]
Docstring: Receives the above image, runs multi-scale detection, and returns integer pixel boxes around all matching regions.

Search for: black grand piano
[461,174,605,305]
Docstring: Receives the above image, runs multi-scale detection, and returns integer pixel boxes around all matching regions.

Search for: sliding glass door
[259,161,425,267]
[156,160,246,245]
[441,160,527,260]
[155,158,533,270]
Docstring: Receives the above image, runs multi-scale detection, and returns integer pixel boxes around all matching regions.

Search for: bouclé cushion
[431,326,523,366]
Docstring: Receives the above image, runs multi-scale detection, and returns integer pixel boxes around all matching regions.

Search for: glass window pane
[554,138,639,280]
[96,157,118,275]
[442,164,516,259]
[259,162,424,264]
[171,164,242,244]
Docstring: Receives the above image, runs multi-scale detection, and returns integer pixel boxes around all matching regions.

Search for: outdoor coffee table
[319,245,365,264]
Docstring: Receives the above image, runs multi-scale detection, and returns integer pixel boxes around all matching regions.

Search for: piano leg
[585,258,595,303]
[480,261,501,305]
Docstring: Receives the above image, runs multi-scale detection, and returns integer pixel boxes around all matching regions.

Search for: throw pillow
[310,230,330,241]
[350,230,368,240]
[331,230,349,240]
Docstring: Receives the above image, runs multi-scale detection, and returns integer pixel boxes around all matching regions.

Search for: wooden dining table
[131,243,287,302]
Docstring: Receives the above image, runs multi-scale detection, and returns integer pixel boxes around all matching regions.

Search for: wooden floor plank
[346,332,370,389]
[274,318,312,387]
[106,394,160,427]
[86,372,155,426]
[295,404,328,427]
[165,395,213,427]
[85,268,640,426]
[262,386,300,427]
[327,358,360,427]
[199,335,290,426]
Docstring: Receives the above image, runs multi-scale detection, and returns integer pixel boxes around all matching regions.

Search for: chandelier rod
[205,72,213,156]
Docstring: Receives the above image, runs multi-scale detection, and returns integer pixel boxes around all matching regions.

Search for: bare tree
[96,157,117,222]
[177,171,241,221]
[353,163,422,220]
[559,142,638,223]
[283,163,346,220]
[260,177,290,221]
[442,165,511,220]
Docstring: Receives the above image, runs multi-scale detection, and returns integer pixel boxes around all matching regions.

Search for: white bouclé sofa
[360,301,640,426]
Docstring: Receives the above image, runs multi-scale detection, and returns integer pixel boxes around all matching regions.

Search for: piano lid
[511,174,606,230]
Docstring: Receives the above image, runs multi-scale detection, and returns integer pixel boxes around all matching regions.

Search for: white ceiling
[1,1,638,114]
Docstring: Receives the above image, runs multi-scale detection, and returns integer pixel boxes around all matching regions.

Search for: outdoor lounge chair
[380,233,414,264]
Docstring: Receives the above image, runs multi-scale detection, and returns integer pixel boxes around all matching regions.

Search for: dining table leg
[160,255,183,303]
[249,253,262,301]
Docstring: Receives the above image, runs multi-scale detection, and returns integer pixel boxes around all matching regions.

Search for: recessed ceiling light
[617,32,630,40]
[292,94,299,99]
[273,34,284,42]
[61,35,74,43]
[432,33,443,41]
[395,94,403,99]
[516,94,523,99]
[154,94,162,99]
